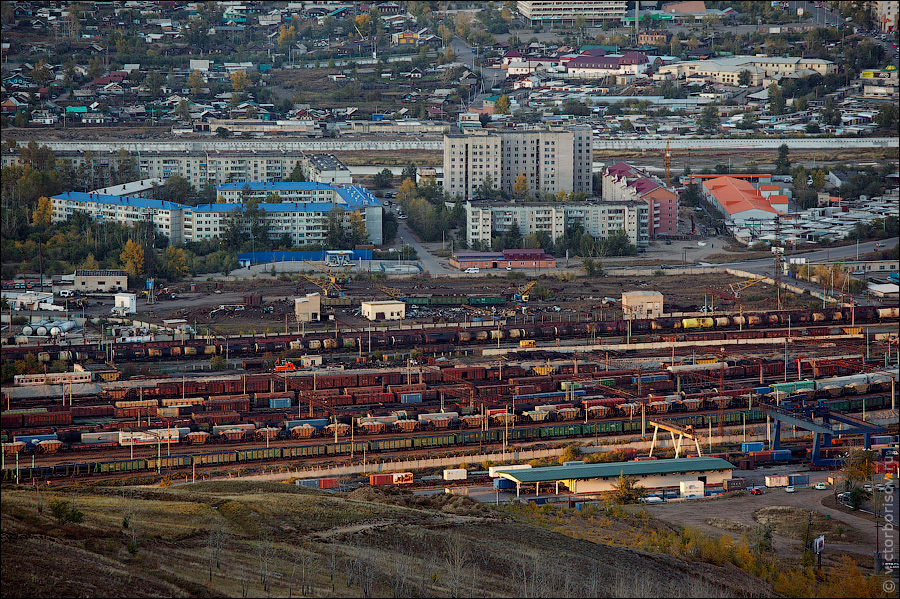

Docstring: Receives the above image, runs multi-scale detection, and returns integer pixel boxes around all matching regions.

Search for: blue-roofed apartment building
[50,192,188,244]
[50,183,383,246]
[194,182,383,245]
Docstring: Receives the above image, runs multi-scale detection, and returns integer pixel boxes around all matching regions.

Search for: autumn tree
[187,70,204,97]
[767,83,785,116]
[32,196,53,226]
[164,246,188,280]
[120,239,145,279]
[354,14,372,37]
[175,99,191,121]
[348,212,369,246]
[737,69,752,86]
[555,189,568,202]
[231,71,249,93]
[81,253,100,270]
[495,94,510,114]
[513,173,529,198]
[277,24,296,48]
[31,60,51,87]
[398,178,417,203]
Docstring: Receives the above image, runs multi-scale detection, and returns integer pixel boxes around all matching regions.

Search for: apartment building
[602,162,678,237]
[189,184,383,245]
[464,200,648,248]
[2,150,350,190]
[444,126,592,201]
[49,192,187,245]
[516,1,627,26]
[51,184,383,246]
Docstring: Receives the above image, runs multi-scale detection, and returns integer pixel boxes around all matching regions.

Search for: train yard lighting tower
[664,139,671,188]
[773,216,784,311]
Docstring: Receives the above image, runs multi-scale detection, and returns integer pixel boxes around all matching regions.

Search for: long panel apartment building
[2,150,350,189]
[465,200,649,248]
[516,1,627,26]
[444,126,592,201]
[50,183,383,246]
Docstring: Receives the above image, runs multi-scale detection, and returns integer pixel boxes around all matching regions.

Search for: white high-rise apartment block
[444,126,592,201]
[516,1,627,26]
[464,200,649,248]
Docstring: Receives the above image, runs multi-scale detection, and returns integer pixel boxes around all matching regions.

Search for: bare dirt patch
[754,505,865,545]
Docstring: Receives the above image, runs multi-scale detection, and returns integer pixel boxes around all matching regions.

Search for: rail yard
[3,288,898,487]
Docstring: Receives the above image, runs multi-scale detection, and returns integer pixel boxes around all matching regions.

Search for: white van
[464,267,480,274]
[59,290,74,298]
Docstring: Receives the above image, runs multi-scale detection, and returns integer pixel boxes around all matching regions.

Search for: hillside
[1,481,773,598]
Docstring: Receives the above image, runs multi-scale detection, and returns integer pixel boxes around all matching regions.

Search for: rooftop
[52,192,185,211]
[494,457,735,484]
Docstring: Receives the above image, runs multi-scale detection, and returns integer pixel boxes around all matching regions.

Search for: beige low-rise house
[361,300,405,321]
[75,270,128,292]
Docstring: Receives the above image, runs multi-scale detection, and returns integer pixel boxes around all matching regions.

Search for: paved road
[396,219,452,275]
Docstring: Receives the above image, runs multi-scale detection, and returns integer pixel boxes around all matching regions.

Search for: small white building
[114,293,137,315]
[622,290,664,319]
[360,300,406,321]
[294,293,322,322]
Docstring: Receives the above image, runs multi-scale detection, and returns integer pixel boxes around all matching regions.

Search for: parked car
[750,488,763,495]
[814,483,827,490]
[785,486,795,493]
[464,267,480,274]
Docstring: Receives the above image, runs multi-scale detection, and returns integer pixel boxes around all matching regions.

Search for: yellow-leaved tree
[164,246,188,280]
[120,239,145,279]
[33,196,53,226]
[398,178,418,203]
[230,71,248,93]
[513,173,529,198]
[495,94,510,115]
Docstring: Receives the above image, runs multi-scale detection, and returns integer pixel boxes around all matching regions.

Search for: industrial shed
[494,457,735,496]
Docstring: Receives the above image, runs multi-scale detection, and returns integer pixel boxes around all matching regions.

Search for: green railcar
[458,430,500,445]
[237,448,281,462]
[413,434,455,448]
[100,459,147,474]
[368,437,414,452]
[540,424,582,438]
[197,451,237,465]
[326,441,368,455]
[283,444,327,458]
[469,296,507,305]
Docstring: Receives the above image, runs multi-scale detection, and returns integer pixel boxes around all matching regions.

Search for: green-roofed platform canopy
[495,457,735,496]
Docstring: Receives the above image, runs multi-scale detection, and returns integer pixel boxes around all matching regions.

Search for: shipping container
[742,442,765,453]
[765,475,790,488]
[788,474,809,486]
[443,468,468,481]
[723,478,747,491]
[680,480,705,498]
[493,478,517,490]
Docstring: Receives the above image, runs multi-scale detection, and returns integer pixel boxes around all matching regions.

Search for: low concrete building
[361,300,406,321]
[75,270,128,293]
[114,293,137,315]
[294,293,322,322]
[74,362,120,382]
[622,290,664,319]
[494,457,735,496]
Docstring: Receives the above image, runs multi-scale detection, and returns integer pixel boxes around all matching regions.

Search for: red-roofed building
[701,176,785,222]
[602,162,678,236]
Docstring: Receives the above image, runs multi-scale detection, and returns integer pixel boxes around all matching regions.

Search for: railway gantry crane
[514,281,537,302]
[298,273,343,298]
[377,285,408,302]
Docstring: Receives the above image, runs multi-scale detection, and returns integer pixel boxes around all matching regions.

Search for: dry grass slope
[2,481,773,598]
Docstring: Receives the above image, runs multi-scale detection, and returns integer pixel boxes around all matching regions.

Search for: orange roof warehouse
[494,457,735,497]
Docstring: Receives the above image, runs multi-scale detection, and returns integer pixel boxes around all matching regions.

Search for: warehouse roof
[494,457,735,484]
